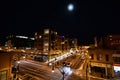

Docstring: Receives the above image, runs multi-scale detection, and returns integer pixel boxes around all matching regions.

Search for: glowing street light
[17,61,20,64]
[17,61,20,72]
[23,56,25,59]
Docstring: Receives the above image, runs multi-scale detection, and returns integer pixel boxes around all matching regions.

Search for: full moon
[67,3,74,11]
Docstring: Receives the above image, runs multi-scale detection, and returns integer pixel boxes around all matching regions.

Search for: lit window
[109,35,112,37]
[72,41,74,43]
[97,54,102,60]
[35,32,37,35]
[110,38,112,40]
[55,32,57,35]
[39,35,42,38]
[44,48,48,51]
[44,29,49,34]
[44,43,49,46]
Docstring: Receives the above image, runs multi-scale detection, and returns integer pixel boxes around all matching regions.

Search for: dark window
[113,57,120,63]
[106,55,109,61]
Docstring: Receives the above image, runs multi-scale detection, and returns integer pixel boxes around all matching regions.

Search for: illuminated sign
[114,66,120,72]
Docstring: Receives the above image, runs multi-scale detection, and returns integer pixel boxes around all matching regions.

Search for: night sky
[1,0,120,45]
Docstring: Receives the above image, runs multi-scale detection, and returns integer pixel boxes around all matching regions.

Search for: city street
[18,60,62,80]
[16,52,107,80]
[17,56,88,80]
[17,52,85,80]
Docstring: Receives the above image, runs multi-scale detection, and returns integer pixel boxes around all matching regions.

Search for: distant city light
[72,40,74,43]
[16,36,28,39]
[39,35,42,38]
[30,38,35,40]
[61,36,65,38]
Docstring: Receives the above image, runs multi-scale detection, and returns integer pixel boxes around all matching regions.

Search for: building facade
[100,34,120,49]
[0,51,13,80]
[99,34,120,77]
[88,34,120,78]
[88,48,114,78]
[6,35,34,49]
[34,28,67,61]
[34,28,78,61]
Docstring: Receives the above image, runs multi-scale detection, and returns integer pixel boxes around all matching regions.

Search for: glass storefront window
[0,70,7,80]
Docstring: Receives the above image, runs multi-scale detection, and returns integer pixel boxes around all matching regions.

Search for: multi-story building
[0,49,27,80]
[3,27,78,62]
[88,34,120,78]
[34,28,66,61]
[70,38,78,48]
[34,32,43,52]
[6,35,34,49]
[88,48,114,79]
[100,34,120,77]
[100,34,120,49]
[69,38,78,53]
[34,27,78,61]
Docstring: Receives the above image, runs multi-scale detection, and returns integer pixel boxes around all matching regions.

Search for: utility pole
[86,63,88,80]
[61,71,65,80]
[58,67,65,80]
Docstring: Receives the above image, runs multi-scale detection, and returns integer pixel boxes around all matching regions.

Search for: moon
[67,3,74,11]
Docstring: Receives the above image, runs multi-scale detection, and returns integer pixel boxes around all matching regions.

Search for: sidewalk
[89,74,120,80]
[109,77,120,80]
[89,75,108,80]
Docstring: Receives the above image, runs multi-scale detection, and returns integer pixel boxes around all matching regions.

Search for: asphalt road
[19,60,62,80]
[17,52,105,80]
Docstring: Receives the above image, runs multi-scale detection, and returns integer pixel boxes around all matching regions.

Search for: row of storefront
[88,49,120,79]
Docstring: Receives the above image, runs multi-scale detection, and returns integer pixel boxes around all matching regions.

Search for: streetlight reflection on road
[51,62,72,80]
[52,65,65,80]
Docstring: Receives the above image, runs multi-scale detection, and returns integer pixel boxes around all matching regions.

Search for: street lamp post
[52,64,55,73]
[86,63,88,80]
[85,52,91,80]
[60,69,65,80]
[61,41,64,55]
[17,61,20,80]
[17,61,20,71]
